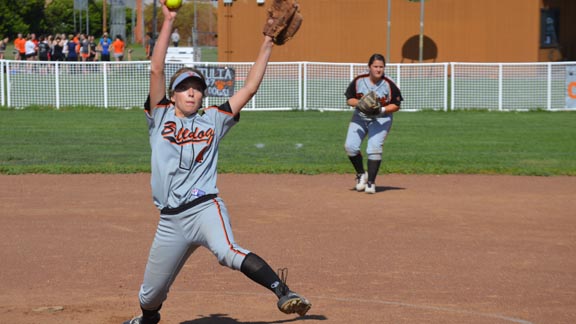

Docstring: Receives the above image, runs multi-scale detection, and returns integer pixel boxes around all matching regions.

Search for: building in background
[217,0,575,63]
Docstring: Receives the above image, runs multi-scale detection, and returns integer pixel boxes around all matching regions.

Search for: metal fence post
[498,63,503,111]
[450,62,455,111]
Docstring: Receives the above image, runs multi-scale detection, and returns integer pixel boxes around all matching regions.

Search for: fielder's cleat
[365,182,376,194]
[277,291,312,316]
[355,172,368,191]
[123,313,161,324]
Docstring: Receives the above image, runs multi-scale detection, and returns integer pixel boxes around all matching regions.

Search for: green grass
[0,107,575,175]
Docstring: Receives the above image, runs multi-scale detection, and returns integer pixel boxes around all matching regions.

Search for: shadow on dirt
[181,313,327,324]
[349,185,405,193]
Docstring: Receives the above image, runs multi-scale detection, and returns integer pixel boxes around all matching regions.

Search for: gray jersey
[345,73,403,115]
[145,97,238,210]
[343,74,403,159]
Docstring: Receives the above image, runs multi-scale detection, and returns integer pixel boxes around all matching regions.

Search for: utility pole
[86,2,90,35]
[419,0,425,62]
[386,0,391,63]
[193,0,199,60]
[153,0,158,39]
[103,0,107,32]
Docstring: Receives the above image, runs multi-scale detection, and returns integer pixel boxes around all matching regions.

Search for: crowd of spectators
[2,32,132,62]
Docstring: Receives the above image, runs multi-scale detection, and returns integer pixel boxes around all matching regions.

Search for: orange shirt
[73,36,80,53]
[14,38,25,53]
[112,39,125,54]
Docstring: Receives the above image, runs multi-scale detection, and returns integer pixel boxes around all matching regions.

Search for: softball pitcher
[344,53,403,194]
[123,2,310,323]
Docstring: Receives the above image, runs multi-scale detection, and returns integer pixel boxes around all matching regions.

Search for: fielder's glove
[263,0,303,45]
[356,91,382,115]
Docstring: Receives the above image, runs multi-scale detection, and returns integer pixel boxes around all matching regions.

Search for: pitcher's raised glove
[263,0,303,45]
[356,91,382,115]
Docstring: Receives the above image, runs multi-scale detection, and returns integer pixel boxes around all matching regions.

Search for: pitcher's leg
[194,197,249,269]
[196,198,311,316]
[139,214,199,311]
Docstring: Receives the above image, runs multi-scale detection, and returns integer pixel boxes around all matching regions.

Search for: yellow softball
[166,0,182,10]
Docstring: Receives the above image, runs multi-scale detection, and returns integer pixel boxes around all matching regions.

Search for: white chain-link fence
[450,62,576,111]
[1,60,575,111]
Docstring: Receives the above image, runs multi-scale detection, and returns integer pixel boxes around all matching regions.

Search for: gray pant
[344,110,393,161]
[138,197,250,310]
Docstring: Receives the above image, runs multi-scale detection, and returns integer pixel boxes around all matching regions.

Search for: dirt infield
[1,174,575,324]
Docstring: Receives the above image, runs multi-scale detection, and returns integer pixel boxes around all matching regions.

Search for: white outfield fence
[1,60,575,111]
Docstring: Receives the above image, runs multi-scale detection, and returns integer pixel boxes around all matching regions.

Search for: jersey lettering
[161,121,215,169]
[161,121,215,146]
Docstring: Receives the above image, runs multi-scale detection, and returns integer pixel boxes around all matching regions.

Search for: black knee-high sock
[367,159,381,183]
[241,253,287,298]
[348,154,364,175]
[141,304,162,318]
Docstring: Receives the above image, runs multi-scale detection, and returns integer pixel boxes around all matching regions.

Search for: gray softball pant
[138,196,250,310]
[344,110,394,160]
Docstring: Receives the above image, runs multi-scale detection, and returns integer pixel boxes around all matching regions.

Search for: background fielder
[344,53,403,194]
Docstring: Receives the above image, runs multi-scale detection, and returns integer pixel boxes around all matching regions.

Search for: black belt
[161,194,217,215]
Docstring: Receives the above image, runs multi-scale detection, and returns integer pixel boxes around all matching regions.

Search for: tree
[0,0,45,38]
[45,0,105,37]
[44,0,76,35]
[144,1,217,47]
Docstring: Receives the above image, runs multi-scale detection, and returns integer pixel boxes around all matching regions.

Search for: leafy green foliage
[144,1,217,46]
[44,0,80,36]
[0,0,45,37]
[43,0,113,38]
[1,0,131,40]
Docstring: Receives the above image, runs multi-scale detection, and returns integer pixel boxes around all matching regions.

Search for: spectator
[25,34,38,61]
[171,27,180,47]
[79,34,90,62]
[98,32,112,61]
[88,35,97,61]
[66,34,78,61]
[47,34,55,59]
[74,33,81,60]
[14,33,26,60]
[145,32,155,59]
[112,34,125,61]
[51,36,64,61]
[0,36,8,60]
[62,33,68,58]
[31,33,38,47]
[37,36,50,61]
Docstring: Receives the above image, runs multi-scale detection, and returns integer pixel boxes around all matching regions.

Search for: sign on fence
[197,66,236,97]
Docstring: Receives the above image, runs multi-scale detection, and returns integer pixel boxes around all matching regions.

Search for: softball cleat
[365,182,376,194]
[277,291,312,316]
[123,313,160,324]
[355,172,368,191]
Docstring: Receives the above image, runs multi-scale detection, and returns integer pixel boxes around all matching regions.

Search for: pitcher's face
[171,80,204,117]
